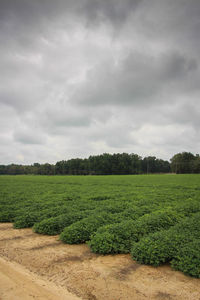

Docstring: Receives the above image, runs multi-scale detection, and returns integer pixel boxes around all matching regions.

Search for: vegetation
[170,152,200,174]
[1,151,200,175]
[0,152,171,175]
[131,213,200,272]
[88,209,183,254]
[0,174,200,278]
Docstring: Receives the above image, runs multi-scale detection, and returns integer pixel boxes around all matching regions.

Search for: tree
[170,152,196,174]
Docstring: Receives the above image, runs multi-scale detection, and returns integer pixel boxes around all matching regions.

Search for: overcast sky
[1,0,200,164]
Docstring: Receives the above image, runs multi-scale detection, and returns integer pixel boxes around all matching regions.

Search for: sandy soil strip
[0,256,81,300]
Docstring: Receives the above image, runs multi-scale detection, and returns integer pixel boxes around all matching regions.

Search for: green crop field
[0,174,200,278]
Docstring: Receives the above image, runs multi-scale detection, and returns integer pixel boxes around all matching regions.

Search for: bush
[135,209,182,235]
[131,230,175,266]
[13,212,43,228]
[176,200,200,216]
[171,239,200,278]
[89,220,134,254]
[88,232,123,254]
[172,212,200,238]
[131,212,200,266]
[0,210,16,222]
[131,229,196,266]
[121,205,153,220]
[33,211,89,235]
[89,210,181,254]
[60,212,123,244]
[13,206,73,229]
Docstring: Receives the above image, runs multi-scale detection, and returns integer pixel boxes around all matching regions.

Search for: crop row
[131,212,200,278]
[1,174,200,278]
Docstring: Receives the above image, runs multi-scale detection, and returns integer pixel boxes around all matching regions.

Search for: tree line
[170,152,200,174]
[0,152,200,175]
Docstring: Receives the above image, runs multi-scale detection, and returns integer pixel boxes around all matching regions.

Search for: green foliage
[0,204,15,222]
[0,210,16,222]
[88,231,123,254]
[13,206,71,229]
[121,205,152,219]
[89,210,181,254]
[170,152,197,174]
[14,212,42,228]
[131,213,200,267]
[176,200,200,216]
[89,224,131,254]
[171,240,200,278]
[1,174,200,277]
[60,212,123,244]
[0,152,171,175]
[33,211,89,235]
[131,230,175,266]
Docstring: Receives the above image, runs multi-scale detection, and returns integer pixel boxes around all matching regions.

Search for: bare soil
[0,223,200,300]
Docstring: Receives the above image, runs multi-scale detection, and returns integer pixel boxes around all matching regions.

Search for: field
[1,223,200,300]
[0,174,200,279]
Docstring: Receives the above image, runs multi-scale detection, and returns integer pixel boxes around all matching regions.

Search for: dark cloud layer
[74,50,199,107]
[1,0,200,164]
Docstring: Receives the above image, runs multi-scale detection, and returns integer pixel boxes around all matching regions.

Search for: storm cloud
[1,0,200,164]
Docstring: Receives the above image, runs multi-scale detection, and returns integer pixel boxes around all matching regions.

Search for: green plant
[171,239,200,278]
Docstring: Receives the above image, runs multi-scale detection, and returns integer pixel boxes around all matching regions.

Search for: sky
[1,0,200,164]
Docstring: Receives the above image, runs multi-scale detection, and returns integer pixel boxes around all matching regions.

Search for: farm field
[0,174,200,279]
[1,223,200,300]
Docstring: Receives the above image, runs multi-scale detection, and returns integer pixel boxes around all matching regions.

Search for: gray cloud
[13,128,47,145]
[74,50,199,107]
[81,0,141,27]
[1,0,200,164]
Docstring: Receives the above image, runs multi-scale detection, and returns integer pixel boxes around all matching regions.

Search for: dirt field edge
[0,256,81,300]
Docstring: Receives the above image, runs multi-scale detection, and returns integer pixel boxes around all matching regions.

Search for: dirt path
[0,223,200,300]
[0,256,80,300]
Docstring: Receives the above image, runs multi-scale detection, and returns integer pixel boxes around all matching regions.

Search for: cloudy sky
[1,0,200,164]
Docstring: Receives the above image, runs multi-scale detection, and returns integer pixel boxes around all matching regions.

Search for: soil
[0,223,200,300]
